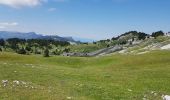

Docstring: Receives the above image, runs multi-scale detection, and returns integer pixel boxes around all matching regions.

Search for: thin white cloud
[48,7,57,12]
[0,0,47,8]
[0,22,18,26]
[0,22,19,29]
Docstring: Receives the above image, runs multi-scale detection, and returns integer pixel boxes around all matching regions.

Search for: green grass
[69,43,106,53]
[0,51,170,100]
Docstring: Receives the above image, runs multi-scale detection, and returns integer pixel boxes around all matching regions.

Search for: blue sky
[0,0,169,40]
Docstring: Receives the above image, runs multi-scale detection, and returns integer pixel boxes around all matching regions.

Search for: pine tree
[43,48,49,57]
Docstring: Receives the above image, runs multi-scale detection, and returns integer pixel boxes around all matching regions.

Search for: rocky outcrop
[62,45,123,57]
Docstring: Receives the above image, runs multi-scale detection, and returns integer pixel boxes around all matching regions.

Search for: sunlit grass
[0,51,170,100]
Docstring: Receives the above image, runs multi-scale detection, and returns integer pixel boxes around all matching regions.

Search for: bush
[152,31,164,38]
[138,32,148,40]
[63,48,70,53]
[43,48,49,57]
[52,49,63,55]
[0,39,5,47]
[25,46,32,51]
[0,47,2,52]
[17,48,27,54]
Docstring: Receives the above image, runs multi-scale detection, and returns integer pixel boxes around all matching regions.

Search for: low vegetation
[0,51,170,100]
[0,38,70,56]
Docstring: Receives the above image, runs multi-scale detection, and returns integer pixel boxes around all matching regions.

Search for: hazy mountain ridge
[0,31,75,42]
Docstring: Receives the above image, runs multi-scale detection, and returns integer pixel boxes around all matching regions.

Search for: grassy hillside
[0,51,170,100]
[69,43,107,53]
[121,36,170,54]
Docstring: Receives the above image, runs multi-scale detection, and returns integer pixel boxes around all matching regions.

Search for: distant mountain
[0,31,75,42]
[73,37,96,43]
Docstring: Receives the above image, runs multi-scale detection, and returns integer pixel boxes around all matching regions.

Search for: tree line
[0,30,167,56]
[0,38,70,57]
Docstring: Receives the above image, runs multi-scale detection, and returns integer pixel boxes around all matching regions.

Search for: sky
[0,0,170,40]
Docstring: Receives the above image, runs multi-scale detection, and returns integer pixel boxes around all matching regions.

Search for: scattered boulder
[162,95,170,100]
[161,44,170,50]
[1,80,8,87]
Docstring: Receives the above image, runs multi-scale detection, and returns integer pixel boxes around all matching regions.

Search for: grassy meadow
[0,51,170,100]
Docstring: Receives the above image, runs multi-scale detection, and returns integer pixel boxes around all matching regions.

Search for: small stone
[2,80,8,87]
[21,81,26,85]
[151,91,155,94]
[143,97,147,100]
[127,89,132,92]
[13,80,20,85]
[2,80,8,83]
[67,97,72,100]
[154,93,157,96]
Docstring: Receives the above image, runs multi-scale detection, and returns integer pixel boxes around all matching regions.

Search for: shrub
[43,48,49,57]
[0,47,2,52]
[152,31,164,38]
[25,46,32,51]
[17,48,27,54]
